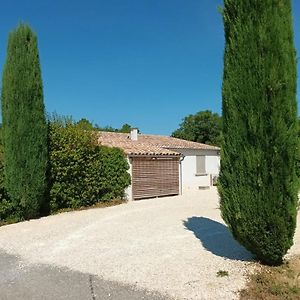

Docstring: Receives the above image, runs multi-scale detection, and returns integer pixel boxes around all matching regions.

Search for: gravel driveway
[0,188,299,300]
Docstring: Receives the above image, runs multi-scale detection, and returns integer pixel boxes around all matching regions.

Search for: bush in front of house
[97,146,131,200]
[48,117,130,212]
[219,1,298,265]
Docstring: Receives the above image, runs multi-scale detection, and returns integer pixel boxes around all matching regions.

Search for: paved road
[0,251,169,300]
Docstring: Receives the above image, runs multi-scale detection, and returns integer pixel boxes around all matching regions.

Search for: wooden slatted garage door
[132,157,180,200]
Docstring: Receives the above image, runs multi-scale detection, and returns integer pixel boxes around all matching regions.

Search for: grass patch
[217,270,229,277]
[0,216,22,227]
[0,199,126,227]
[54,199,126,215]
[240,256,300,300]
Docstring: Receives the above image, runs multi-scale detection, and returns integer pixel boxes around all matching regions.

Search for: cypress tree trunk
[1,24,48,219]
[219,1,298,265]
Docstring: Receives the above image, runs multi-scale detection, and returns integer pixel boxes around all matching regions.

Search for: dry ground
[240,256,300,300]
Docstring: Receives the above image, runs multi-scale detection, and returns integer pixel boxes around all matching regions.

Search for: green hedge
[48,119,130,212]
[1,119,131,221]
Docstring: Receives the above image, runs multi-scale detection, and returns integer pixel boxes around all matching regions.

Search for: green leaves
[219,0,298,265]
[1,24,48,220]
[48,120,130,212]
[172,110,222,146]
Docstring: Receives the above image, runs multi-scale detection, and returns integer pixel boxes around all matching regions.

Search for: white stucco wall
[124,157,133,201]
[125,149,220,200]
[172,149,220,191]
[205,152,220,175]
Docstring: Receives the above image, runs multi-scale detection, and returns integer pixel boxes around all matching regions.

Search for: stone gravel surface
[0,188,299,299]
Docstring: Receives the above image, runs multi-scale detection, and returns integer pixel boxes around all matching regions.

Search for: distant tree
[119,123,132,133]
[172,110,222,146]
[95,123,136,133]
[1,24,48,219]
[219,0,298,265]
[76,118,94,131]
[94,124,117,132]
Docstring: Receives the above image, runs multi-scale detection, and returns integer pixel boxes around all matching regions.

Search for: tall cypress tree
[1,24,48,219]
[219,1,298,265]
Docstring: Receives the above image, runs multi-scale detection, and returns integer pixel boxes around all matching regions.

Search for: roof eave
[163,146,220,151]
[128,153,182,158]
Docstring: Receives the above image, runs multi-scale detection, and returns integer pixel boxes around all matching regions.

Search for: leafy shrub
[48,118,130,212]
[0,161,15,221]
[97,146,132,200]
[0,134,21,222]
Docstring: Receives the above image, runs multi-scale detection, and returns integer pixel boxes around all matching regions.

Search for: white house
[98,128,220,200]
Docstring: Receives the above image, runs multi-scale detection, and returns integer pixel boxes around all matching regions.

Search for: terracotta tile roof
[97,131,219,156]
[138,134,220,151]
[97,132,180,156]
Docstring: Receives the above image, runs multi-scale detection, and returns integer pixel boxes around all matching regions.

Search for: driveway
[0,188,299,299]
[0,250,168,300]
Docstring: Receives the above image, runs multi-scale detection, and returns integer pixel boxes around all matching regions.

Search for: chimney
[130,128,138,141]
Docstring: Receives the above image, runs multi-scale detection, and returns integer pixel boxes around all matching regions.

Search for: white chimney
[130,128,138,141]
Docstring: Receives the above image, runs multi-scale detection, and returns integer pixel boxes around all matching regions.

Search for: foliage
[95,123,135,133]
[0,165,21,224]
[0,126,21,223]
[76,118,94,131]
[219,1,298,265]
[1,24,48,219]
[118,123,133,133]
[97,146,131,199]
[296,119,300,181]
[64,117,135,134]
[54,199,124,215]
[172,110,222,146]
[216,270,229,277]
[48,117,130,212]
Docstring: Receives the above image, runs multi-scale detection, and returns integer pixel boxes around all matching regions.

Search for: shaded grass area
[240,256,300,300]
[0,216,22,227]
[0,199,125,227]
[54,199,125,214]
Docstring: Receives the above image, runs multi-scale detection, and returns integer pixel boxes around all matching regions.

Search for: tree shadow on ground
[183,216,254,261]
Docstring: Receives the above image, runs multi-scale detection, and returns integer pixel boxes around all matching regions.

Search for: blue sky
[0,1,299,135]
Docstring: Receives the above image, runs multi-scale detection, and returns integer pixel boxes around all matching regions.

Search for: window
[196,156,206,174]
